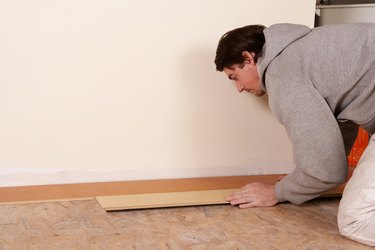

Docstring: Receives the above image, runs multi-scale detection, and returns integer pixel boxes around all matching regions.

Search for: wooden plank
[0,175,284,203]
[96,184,346,212]
[96,189,238,211]
[0,197,93,206]
[0,170,350,205]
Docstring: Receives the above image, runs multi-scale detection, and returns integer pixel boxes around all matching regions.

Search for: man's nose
[235,82,244,93]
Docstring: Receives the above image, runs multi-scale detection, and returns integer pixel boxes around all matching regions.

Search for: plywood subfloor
[0,197,372,249]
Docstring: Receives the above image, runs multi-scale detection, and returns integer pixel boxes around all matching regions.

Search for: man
[215,23,375,246]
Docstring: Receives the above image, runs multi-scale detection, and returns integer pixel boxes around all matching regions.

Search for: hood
[257,23,312,92]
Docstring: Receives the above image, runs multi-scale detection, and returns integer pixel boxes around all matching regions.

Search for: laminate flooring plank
[1,171,350,204]
[96,189,238,211]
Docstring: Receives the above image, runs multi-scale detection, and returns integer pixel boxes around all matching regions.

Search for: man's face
[223,52,265,97]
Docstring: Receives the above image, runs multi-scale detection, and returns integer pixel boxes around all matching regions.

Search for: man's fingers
[239,202,256,208]
[225,193,235,201]
[225,182,278,208]
[225,190,239,201]
[226,190,246,201]
[229,197,252,205]
[226,191,254,205]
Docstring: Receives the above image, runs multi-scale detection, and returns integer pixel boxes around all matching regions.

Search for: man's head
[215,25,266,71]
[215,25,266,96]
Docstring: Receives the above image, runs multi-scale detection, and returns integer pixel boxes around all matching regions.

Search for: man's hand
[226,182,278,208]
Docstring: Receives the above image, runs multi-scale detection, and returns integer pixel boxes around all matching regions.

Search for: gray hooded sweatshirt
[257,23,375,204]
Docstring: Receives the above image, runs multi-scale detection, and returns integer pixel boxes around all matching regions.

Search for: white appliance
[317,3,375,25]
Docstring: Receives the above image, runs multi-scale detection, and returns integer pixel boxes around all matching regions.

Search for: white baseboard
[0,164,294,187]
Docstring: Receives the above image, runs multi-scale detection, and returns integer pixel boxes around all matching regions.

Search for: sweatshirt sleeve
[269,82,348,205]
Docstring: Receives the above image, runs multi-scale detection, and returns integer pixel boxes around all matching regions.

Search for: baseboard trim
[0,172,350,205]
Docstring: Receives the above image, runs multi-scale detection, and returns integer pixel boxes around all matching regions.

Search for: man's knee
[337,203,375,246]
[337,133,375,246]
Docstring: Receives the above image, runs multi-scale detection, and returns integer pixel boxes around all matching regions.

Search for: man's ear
[242,51,256,65]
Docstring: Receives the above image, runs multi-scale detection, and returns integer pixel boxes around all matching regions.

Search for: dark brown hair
[215,25,266,72]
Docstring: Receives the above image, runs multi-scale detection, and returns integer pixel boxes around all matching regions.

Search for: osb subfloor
[0,197,372,249]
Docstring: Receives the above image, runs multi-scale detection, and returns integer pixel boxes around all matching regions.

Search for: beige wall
[0,0,316,186]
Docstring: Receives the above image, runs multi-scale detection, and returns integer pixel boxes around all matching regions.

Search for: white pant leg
[337,134,375,246]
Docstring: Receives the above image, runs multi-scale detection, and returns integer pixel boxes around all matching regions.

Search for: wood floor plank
[96,189,238,211]
[0,170,351,204]
[0,175,283,203]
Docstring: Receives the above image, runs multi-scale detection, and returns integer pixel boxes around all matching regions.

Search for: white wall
[0,0,316,187]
